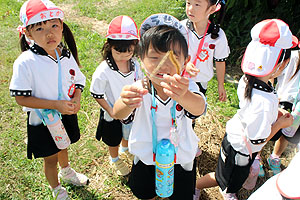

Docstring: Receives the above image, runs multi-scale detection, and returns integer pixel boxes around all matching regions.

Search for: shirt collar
[186,19,213,40]
[106,53,135,72]
[30,43,71,58]
[253,79,275,93]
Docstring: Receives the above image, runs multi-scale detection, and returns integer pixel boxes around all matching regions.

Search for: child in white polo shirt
[193,19,298,200]
[181,0,229,102]
[90,16,141,176]
[261,49,300,176]
[113,14,206,200]
[9,0,88,199]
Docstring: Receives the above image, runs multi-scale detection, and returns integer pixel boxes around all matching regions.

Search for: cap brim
[291,35,299,48]
[241,41,282,77]
[105,33,139,40]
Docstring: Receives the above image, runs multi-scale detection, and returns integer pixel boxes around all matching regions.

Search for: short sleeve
[90,64,107,99]
[244,110,273,143]
[213,28,230,61]
[9,56,33,97]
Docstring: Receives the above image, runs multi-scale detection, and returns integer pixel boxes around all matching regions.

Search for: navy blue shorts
[95,109,123,147]
[27,112,80,159]
[128,160,196,199]
[215,134,257,193]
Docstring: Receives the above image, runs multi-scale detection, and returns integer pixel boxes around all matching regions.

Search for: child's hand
[161,74,189,101]
[71,98,81,114]
[277,113,293,129]
[120,85,148,108]
[185,62,200,78]
[55,100,76,115]
[218,84,227,102]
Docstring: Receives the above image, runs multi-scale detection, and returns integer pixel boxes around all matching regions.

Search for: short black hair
[101,38,138,60]
[137,25,188,60]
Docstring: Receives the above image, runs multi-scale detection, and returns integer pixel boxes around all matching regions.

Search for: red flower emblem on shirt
[209,44,215,49]
[176,104,183,111]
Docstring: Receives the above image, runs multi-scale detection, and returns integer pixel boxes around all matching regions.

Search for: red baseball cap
[19,0,64,27]
[241,19,298,77]
[106,16,138,40]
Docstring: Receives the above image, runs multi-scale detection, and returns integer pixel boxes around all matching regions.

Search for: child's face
[186,0,216,23]
[270,58,291,79]
[25,19,63,56]
[141,43,187,85]
[111,45,134,63]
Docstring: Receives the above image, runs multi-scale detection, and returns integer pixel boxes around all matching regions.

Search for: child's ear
[184,55,191,66]
[24,29,33,40]
[208,4,217,15]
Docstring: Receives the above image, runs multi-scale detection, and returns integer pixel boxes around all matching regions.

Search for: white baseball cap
[241,19,298,77]
[106,15,138,40]
[276,152,300,199]
[19,0,64,27]
[139,13,188,43]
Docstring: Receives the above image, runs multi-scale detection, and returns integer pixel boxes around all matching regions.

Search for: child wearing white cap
[193,19,298,200]
[90,15,141,176]
[9,0,88,199]
[113,13,206,199]
[261,48,300,177]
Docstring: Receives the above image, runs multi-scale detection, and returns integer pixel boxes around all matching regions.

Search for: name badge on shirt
[198,49,209,62]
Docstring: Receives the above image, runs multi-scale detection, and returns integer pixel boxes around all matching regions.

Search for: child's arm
[215,61,227,102]
[113,85,148,119]
[95,98,114,119]
[265,113,293,142]
[15,96,76,115]
[161,74,206,116]
[71,88,82,114]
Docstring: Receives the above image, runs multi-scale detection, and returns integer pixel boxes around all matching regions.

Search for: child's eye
[52,24,58,28]
[195,3,200,6]
[35,27,43,31]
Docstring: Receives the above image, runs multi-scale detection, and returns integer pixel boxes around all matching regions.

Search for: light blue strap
[34,109,46,125]
[151,84,157,155]
[55,49,63,100]
[170,100,178,153]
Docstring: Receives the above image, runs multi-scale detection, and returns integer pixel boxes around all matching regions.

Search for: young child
[248,152,300,200]
[260,49,300,176]
[9,0,88,199]
[181,0,229,101]
[90,16,140,176]
[193,19,297,200]
[113,13,207,200]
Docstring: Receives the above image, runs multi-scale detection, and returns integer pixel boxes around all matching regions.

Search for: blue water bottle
[155,139,175,198]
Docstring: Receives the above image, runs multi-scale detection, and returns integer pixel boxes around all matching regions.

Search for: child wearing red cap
[9,0,88,199]
[90,15,141,176]
[193,19,298,200]
[260,48,300,177]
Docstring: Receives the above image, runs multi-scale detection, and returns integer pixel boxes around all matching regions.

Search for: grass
[1,0,279,199]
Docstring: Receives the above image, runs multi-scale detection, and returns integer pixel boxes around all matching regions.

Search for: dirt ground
[59,2,297,199]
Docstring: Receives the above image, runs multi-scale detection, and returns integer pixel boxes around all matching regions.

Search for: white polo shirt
[90,56,142,106]
[181,19,230,89]
[276,50,300,103]
[127,80,205,169]
[9,44,86,110]
[226,76,278,155]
